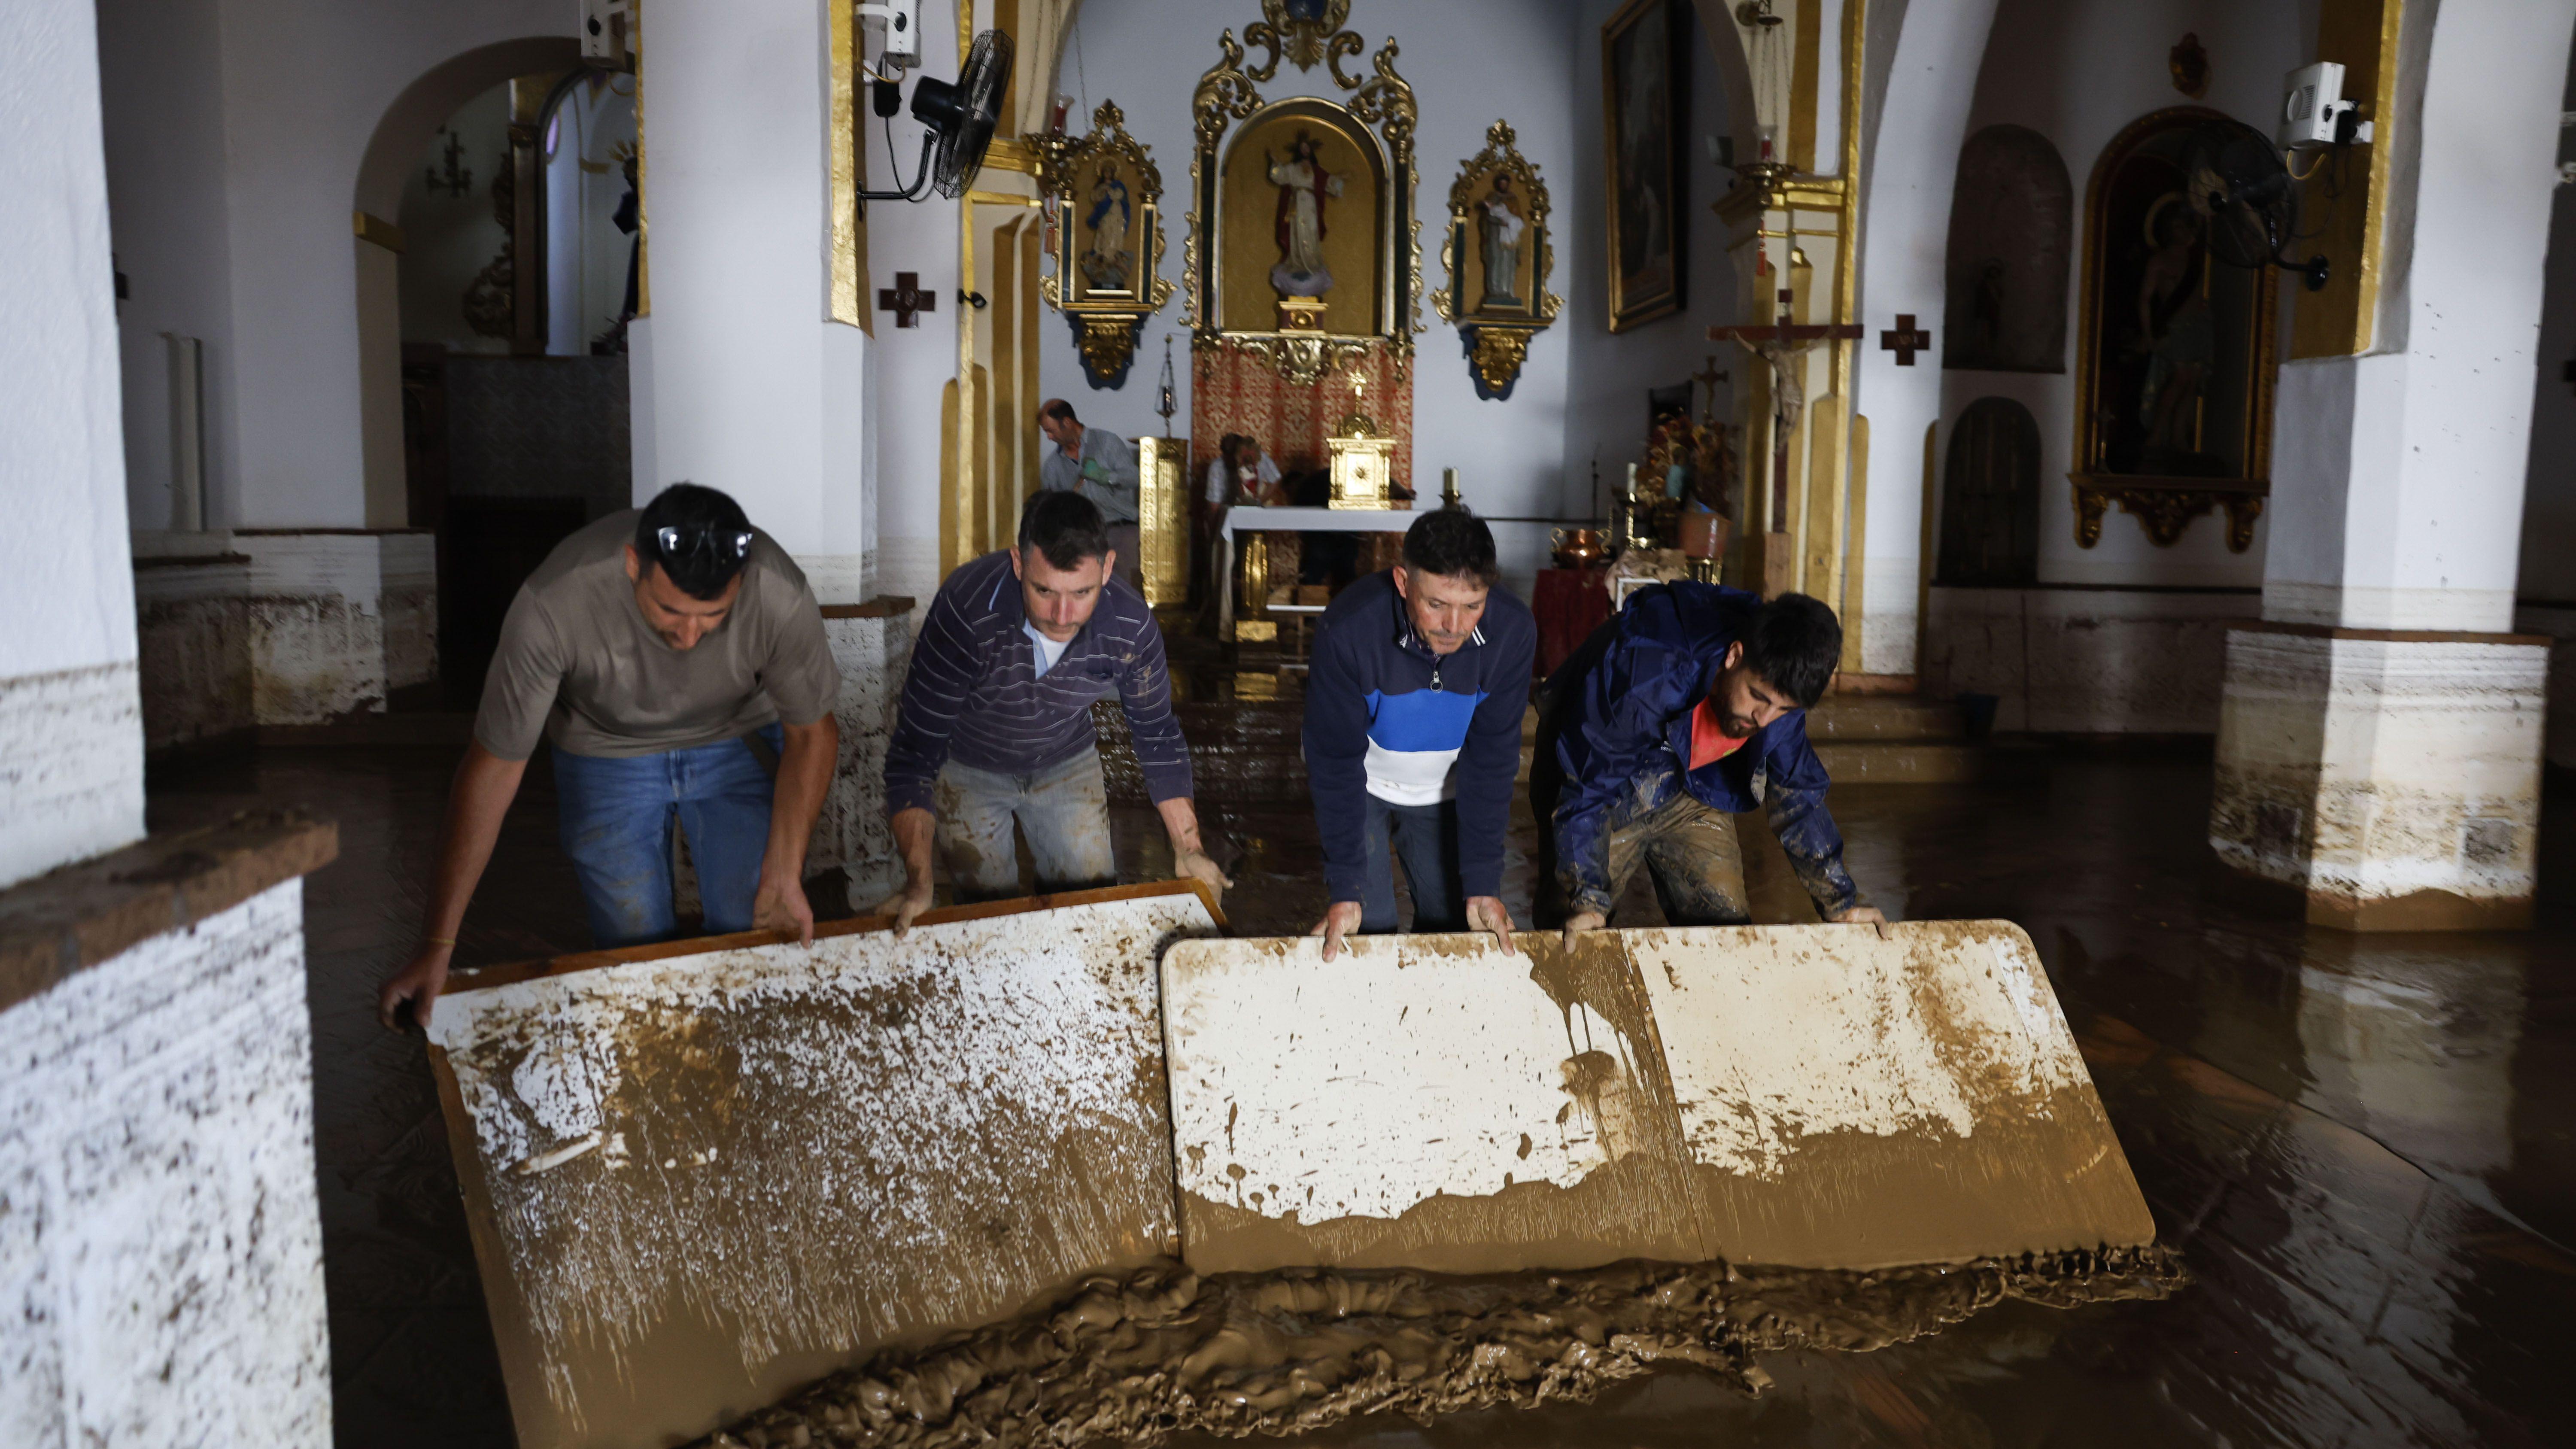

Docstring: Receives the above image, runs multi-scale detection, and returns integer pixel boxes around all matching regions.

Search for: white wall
[2262,0,2573,632]
[398,80,513,354]
[1025,0,1581,595]
[0,884,331,1448]
[632,0,872,603]
[1849,0,2001,673]
[96,0,237,535]
[1,0,145,887]
[867,0,966,608]
[1561,0,1740,530]
[95,0,569,529]
[1941,0,2305,589]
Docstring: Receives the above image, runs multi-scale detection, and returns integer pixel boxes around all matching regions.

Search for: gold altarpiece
[1183,14,1422,496]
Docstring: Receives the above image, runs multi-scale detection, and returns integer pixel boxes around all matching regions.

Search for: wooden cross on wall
[878,271,936,328]
[1880,313,1933,365]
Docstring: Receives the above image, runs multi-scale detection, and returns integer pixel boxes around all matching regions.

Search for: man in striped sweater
[875,491,1228,931]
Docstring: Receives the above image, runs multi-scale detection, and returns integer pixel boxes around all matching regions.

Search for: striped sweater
[884,550,1194,812]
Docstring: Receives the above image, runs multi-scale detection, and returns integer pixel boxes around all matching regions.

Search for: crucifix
[1708,288,1862,527]
[1880,313,1933,365]
[1690,353,1729,426]
[877,271,936,329]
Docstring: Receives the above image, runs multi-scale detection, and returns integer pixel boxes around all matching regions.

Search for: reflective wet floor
[148,712,2576,1448]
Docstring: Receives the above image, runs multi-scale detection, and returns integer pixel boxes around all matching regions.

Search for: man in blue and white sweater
[1304,509,1536,958]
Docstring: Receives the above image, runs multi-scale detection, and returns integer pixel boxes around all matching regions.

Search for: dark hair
[1018,489,1111,570]
[1738,592,1842,708]
[1041,399,1078,424]
[634,483,756,601]
[1219,432,1252,464]
[1400,507,1499,586]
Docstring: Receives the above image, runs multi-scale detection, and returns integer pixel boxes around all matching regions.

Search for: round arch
[351,37,583,527]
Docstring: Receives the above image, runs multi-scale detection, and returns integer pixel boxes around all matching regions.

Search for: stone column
[2211,0,2571,929]
[631,0,906,898]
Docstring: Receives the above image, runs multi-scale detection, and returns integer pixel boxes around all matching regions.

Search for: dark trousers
[1360,794,1467,933]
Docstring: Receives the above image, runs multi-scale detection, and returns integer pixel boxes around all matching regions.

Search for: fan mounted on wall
[861,27,1013,202]
[2185,123,2330,292]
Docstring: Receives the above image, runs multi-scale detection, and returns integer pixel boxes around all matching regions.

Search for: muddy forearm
[765,715,839,885]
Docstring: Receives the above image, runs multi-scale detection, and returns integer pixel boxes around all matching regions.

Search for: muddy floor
[148,700,2576,1448]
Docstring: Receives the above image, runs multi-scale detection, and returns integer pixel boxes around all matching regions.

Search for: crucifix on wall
[878,271,936,328]
[1709,288,1862,526]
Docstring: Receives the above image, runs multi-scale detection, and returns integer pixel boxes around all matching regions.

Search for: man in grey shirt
[1038,398,1143,589]
[377,483,841,1028]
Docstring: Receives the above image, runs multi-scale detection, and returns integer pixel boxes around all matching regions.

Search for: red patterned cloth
[1190,340,1416,487]
[1533,568,1610,678]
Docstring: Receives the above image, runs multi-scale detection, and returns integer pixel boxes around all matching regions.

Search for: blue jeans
[551,724,781,947]
[1361,794,1465,934]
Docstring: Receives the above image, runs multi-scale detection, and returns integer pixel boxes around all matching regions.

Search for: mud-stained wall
[815,610,915,903]
[1163,922,2152,1276]
[0,882,330,1446]
[426,889,1220,1449]
[1921,584,2258,733]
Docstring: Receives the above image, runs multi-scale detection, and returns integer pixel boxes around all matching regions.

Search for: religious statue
[1479,173,1525,307]
[1267,132,1343,298]
[2134,194,2213,462]
[1081,169,1134,292]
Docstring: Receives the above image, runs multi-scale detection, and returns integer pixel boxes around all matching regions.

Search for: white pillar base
[812,597,918,908]
[2211,623,2548,930]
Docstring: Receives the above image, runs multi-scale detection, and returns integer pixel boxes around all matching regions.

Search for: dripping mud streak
[696,1246,2184,1448]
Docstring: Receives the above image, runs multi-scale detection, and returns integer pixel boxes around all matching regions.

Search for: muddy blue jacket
[1548,582,1857,917]
[1306,570,1535,905]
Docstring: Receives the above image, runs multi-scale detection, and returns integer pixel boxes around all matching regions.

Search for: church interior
[7,0,2576,1445]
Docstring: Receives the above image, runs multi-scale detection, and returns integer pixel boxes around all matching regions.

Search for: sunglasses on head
[656,525,753,563]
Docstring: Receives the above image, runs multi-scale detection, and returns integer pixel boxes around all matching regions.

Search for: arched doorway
[1938,397,2040,585]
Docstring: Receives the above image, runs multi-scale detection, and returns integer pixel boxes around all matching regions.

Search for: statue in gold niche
[1267,132,1343,298]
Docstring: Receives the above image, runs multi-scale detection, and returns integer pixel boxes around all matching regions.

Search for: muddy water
[694,1248,2182,1448]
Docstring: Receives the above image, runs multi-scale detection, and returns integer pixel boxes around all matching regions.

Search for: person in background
[875,490,1229,931]
[378,483,840,1027]
[1037,398,1143,590]
[1534,586,1885,941]
[1200,433,1284,620]
[1304,510,1535,960]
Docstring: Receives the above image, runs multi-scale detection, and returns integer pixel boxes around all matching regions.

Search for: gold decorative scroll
[1245,0,1358,82]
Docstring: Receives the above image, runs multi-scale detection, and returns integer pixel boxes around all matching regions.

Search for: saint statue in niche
[1479,173,1525,307]
[2131,193,2213,465]
[1081,167,1134,292]
[1267,132,1343,298]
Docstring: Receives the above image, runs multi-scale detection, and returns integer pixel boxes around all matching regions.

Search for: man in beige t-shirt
[379,483,841,1028]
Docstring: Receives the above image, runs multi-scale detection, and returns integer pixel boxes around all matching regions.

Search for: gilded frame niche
[1036,100,1174,389]
[1436,119,1560,401]
[1184,27,1421,387]
[2069,107,2278,553]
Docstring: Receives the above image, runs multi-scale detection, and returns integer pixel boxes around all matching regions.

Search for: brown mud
[693,1246,2184,1449]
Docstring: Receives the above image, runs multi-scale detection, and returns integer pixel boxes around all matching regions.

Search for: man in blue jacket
[1535,585,1883,940]
[1305,509,1536,959]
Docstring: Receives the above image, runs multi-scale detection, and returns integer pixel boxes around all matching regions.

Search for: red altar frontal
[1190,341,1415,488]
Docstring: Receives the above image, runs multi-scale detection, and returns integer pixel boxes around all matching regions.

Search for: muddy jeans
[553,723,781,948]
[933,748,1118,902]
[1535,773,1751,929]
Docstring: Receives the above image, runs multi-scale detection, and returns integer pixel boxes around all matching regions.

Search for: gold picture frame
[1037,101,1175,389]
[1436,119,1561,399]
[1601,0,1686,333]
[2068,107,2277,552]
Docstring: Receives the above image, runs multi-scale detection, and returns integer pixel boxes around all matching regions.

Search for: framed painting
[1602,0,1686,333]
